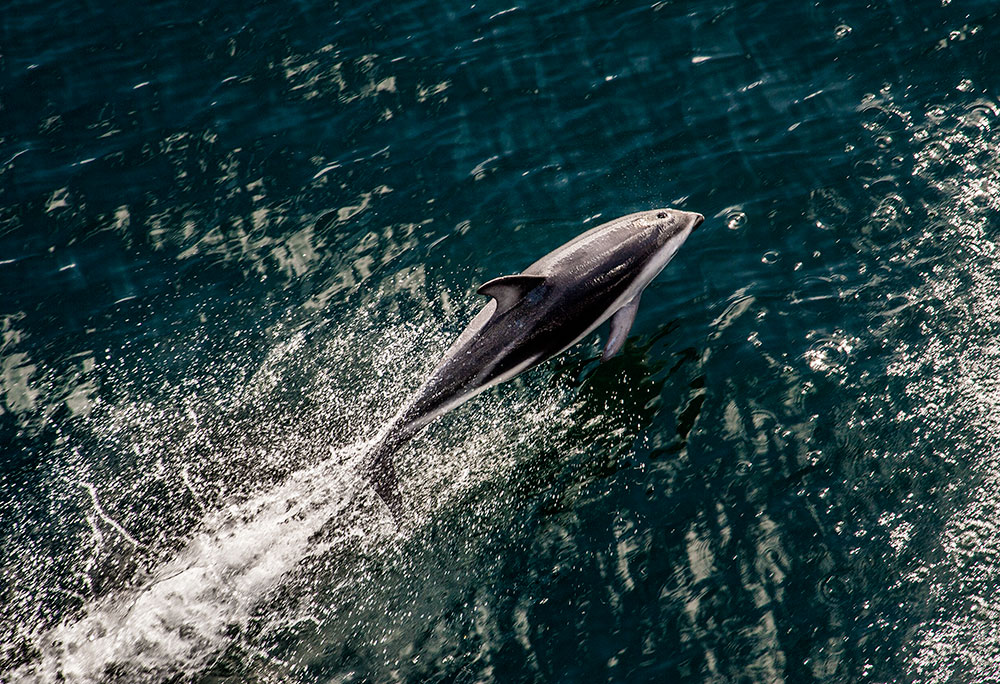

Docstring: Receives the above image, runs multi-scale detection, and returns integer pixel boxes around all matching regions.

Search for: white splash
[13,444,391,683]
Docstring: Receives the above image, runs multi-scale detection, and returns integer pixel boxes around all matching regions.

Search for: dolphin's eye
[656,211,668,219]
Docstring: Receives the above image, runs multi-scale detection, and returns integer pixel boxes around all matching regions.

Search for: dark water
[2,0,999,681]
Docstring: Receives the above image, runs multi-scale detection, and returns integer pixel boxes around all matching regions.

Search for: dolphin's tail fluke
[369,449,403,522]
[363,420,418,522]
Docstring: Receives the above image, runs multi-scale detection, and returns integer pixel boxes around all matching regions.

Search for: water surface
[2,0,1000,681]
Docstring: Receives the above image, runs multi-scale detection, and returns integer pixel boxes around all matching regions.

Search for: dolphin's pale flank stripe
[362,208,704,518]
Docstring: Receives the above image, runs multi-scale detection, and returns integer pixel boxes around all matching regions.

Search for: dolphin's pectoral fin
[602,296,641,361]
[477,274,547,314]
[370,454,403,523]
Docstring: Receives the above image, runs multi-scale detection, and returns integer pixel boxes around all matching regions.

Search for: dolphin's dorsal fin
[602,295,641,361]
[477,274,547,314]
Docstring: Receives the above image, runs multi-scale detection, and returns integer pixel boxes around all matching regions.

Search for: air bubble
[726,211,747,230]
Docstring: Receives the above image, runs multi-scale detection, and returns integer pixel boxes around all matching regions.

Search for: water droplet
[957,78,974,93]
[834,24,852,39]
[726,211,747,230]
[762,250,779,264]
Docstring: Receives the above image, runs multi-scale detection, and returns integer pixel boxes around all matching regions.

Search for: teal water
[2,1,999,681]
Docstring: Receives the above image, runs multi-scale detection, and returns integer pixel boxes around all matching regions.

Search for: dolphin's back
[525,214,658,277]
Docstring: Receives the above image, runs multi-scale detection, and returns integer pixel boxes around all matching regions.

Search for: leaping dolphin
[364,208,704,517]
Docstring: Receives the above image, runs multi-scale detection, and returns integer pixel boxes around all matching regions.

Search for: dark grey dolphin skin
[364,208,704,517]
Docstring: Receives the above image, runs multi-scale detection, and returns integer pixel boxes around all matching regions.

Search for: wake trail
[12,442,391,683]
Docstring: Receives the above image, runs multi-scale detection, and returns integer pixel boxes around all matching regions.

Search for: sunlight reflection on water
[5,0,1000,681]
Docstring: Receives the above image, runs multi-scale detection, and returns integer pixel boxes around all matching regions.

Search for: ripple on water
[7,0,1000,680]
[803,332,857,379]
[817,572,852,608]
[851,88,1000,682]
[808,187,852,231]
[726,209,747,231]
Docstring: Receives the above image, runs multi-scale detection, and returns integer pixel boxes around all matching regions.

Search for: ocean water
[2,0,999,681]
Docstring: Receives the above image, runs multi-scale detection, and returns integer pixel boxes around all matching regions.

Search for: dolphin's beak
[691,213,706,231]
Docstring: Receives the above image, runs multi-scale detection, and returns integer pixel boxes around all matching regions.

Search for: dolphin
[364,208,704,517]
